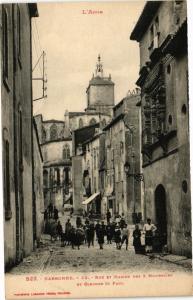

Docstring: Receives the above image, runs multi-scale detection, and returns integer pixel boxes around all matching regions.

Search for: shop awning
[82,192,100,205]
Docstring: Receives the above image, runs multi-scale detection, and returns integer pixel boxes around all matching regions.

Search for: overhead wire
[32,22,42,75]
[32,20,48,103]
[34,19,43,57]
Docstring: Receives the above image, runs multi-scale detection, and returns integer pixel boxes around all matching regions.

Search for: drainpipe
[30,15,36,249]
[12,4,20,264]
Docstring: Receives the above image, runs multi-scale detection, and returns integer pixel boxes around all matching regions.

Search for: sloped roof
[130,1,162,42]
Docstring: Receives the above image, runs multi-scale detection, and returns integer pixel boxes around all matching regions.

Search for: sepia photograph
[1,0,192,299]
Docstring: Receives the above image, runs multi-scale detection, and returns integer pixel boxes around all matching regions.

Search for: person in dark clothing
[56,220,63,241]
[106,210,111,223]
[50,220,57,242]
[87,223,95,247]
[65,219,72,245]
[133,224,142,254]
[121,224,129,250]
[76,216,82,228]
[70,226,76,249]
[111,222,116,241]
[75,226,85,250]
[97,224,105,249]
[48,203,53,219]
[114,225,122,249]
[95,220,100,240]
[106,222,113,244]
[120,215,126,229]
[53,206,59,221]
[89,222,95,246]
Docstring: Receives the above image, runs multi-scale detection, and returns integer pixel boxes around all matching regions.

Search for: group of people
[44,205,157,254]
[53,217,130,251]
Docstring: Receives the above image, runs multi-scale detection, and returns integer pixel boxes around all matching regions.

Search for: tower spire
[95,54,103,77]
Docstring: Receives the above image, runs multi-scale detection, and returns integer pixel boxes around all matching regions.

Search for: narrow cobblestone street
[9,213,191,275]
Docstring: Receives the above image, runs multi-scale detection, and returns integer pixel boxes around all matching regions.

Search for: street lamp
[124,161,144,182]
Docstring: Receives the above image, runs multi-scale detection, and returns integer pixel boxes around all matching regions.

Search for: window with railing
[143,85,166,148]
[149,16,160,53]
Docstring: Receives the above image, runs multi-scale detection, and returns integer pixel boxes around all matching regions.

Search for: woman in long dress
[114,225,122,250]
[143,218,157,253]
[133,224,142,254]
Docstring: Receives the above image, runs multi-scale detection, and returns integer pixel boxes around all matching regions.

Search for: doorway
[155,184,167,245]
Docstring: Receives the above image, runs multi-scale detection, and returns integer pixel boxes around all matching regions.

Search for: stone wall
[42,140,72,163]
[33,124,44,245]
[72,156,84,213]
[89,85,114,107]
[2,3,38,269]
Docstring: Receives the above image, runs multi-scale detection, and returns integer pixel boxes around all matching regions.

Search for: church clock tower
[86,55,115,116]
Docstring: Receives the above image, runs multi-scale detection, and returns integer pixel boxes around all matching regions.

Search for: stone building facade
[103,92,141,222]
[34,115,73,210]
[72,123,100,213]
[33,120,44,246]
[1,4,42,269]
[130,1,191,256]
[81,132,106,216]
[35,56,114,211]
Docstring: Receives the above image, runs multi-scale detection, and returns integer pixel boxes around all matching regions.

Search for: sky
[32,1,145,120]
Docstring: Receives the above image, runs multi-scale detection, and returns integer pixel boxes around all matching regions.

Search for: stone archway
[155,184,167,245]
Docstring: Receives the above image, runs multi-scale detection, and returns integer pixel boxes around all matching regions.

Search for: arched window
[79,118,84,128]
[63,144,70,159]
[50,123,58,140]
[43,169,48,188]
[101,119,106,128]
[89,118,96,125]
[60,129,64,138]
[55,168,60,187]
[42,127,46,143]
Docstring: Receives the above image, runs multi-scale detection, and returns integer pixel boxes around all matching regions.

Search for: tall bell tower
[86,55,115,116]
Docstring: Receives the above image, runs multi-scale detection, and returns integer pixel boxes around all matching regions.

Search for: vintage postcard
[1,1,192,299]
